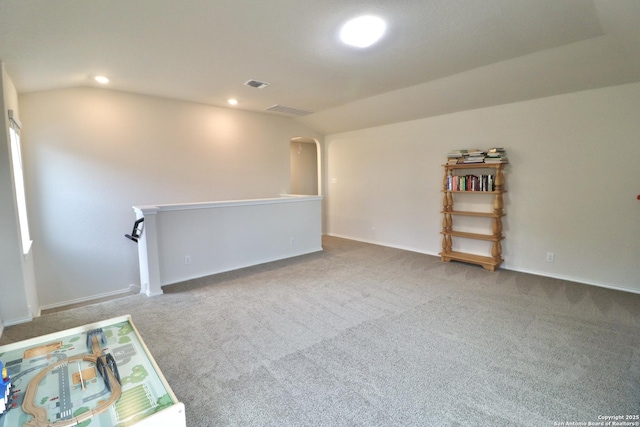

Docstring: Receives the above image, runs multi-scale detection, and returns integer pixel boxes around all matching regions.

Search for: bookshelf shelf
[440,161,506,271]
[440,251,500,272]
[441,230,504,241]
[445,190,503,194]
[440,210,504,218]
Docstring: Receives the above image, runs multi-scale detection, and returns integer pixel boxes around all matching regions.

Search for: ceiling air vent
[264,104,313,116]
[244,79,270,89]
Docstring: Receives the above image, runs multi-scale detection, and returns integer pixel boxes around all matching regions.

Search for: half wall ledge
[132,195,323,297]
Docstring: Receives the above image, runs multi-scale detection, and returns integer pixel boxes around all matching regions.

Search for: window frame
[8,110,32,255]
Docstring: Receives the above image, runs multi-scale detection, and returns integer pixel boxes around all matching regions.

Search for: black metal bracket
[125,218,144,243]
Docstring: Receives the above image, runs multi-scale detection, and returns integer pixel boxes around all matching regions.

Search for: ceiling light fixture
[339,15,386,48]
[94,75,109,84]
[227,98,238,106]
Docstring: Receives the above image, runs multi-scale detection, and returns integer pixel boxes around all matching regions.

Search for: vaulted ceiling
[1,0,639,134]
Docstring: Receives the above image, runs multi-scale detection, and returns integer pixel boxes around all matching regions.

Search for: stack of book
[446,150,467,165]
[445,147,508,164]
[484,147,509,164]
[462,149,485,163]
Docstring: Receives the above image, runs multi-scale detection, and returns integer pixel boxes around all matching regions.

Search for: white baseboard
[163,246,324,287]
[325,233,640,295]
[503,265,640,295]
[40,287,136,312]
[4,315,34,327]
[326,233,431,256]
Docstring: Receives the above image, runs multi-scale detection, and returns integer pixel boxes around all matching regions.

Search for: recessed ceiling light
[94,75,109,84]
[227,98,238,106]
[340,15,386,48]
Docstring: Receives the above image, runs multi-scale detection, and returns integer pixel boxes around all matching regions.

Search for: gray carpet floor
[2,236,639,426]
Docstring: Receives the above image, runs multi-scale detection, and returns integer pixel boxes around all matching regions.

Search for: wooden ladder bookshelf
[440,162,506,271]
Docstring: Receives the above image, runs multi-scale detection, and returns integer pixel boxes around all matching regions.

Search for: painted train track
[21,329,122,427]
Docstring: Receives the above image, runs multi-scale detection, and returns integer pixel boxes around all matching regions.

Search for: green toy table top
[0,316,180,427]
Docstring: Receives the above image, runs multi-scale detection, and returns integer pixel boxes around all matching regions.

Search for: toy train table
[0,315,185,427]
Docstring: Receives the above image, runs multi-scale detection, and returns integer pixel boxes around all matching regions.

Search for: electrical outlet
[184,255,191,265]
[546,252,555,262]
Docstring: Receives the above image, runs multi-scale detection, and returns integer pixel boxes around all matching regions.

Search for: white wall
[19,87,322,309]
[0,64,36,326]
[325,83,640,293]
[290,140,318,195]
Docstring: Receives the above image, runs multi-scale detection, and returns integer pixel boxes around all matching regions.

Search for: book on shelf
[446,150,468,158]
[484,156,509,164]
[466,149,485,156]
[446,174,495,192]
[445,147,508,165]
[463,156,485,163]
